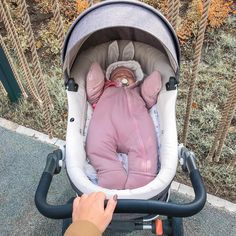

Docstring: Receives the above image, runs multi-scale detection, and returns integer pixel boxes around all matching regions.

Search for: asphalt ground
[0,126,236,236]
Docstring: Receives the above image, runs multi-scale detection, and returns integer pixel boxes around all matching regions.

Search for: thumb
[73,196,81,211]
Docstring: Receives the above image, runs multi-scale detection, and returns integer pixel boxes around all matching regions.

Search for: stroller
[35,0,206,235]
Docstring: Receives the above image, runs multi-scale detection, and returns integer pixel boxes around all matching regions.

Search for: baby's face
[110,67,135,86]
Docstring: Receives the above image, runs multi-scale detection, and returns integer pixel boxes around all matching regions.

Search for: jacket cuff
[64,220,101,236]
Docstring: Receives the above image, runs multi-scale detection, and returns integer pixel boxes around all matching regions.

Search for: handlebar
[35,149,206,219]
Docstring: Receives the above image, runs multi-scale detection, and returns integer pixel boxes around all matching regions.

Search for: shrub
[207,0,234,28]
[177,0,234,43]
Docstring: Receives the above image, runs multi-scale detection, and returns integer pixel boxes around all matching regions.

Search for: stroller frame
[35,146,206,235]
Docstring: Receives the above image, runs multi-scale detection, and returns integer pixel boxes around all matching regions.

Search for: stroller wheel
[168,217,184,236]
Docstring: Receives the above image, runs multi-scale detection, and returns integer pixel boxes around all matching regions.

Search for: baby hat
[106,41,144,81]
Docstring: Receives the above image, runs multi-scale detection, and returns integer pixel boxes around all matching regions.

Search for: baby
[86,41,162,190]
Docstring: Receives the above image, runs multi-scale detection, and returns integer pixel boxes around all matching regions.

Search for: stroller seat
[65,40,178,199]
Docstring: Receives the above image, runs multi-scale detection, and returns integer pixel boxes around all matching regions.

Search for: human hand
[72,192,118,233]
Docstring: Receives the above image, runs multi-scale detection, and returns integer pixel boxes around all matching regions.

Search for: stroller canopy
[62,0,180,78]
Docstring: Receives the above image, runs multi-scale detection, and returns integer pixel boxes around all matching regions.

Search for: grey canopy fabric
[62,0,180,79]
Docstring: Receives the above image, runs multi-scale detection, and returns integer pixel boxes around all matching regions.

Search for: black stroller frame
[35,147,206,235]
[35,1,206,235]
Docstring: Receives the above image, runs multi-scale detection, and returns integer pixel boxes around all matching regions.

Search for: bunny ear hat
[106,41,144,81]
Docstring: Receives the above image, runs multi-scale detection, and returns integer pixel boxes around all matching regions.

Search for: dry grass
[0,61,67,139]
[175,16,236,202]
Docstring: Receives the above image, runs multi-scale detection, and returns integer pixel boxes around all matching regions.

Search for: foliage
[4,0,234,55]
[177,0,234,43]
[58,0,78,21]
[35,20,61,55]
[177,0,202,43]
[0,60,67,139]
[175,24,236,200]
[206,0,234,28]
[34,0,78,20]
[140,0,167,14]
[77,0,89,14]
[176,22,236,164]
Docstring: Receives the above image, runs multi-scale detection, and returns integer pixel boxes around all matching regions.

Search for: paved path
[0,126,236,236]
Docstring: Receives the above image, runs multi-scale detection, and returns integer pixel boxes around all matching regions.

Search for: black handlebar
[35,172,73,219]
[35,149,206,219]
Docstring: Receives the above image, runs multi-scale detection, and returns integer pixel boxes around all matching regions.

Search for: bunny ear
[107,41,119,65]
[122,42,135,60]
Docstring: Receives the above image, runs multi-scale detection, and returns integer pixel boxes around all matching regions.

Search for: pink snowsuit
[86,63,162,189]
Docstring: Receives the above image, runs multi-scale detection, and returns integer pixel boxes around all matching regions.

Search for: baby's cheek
[128,78,135,85]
